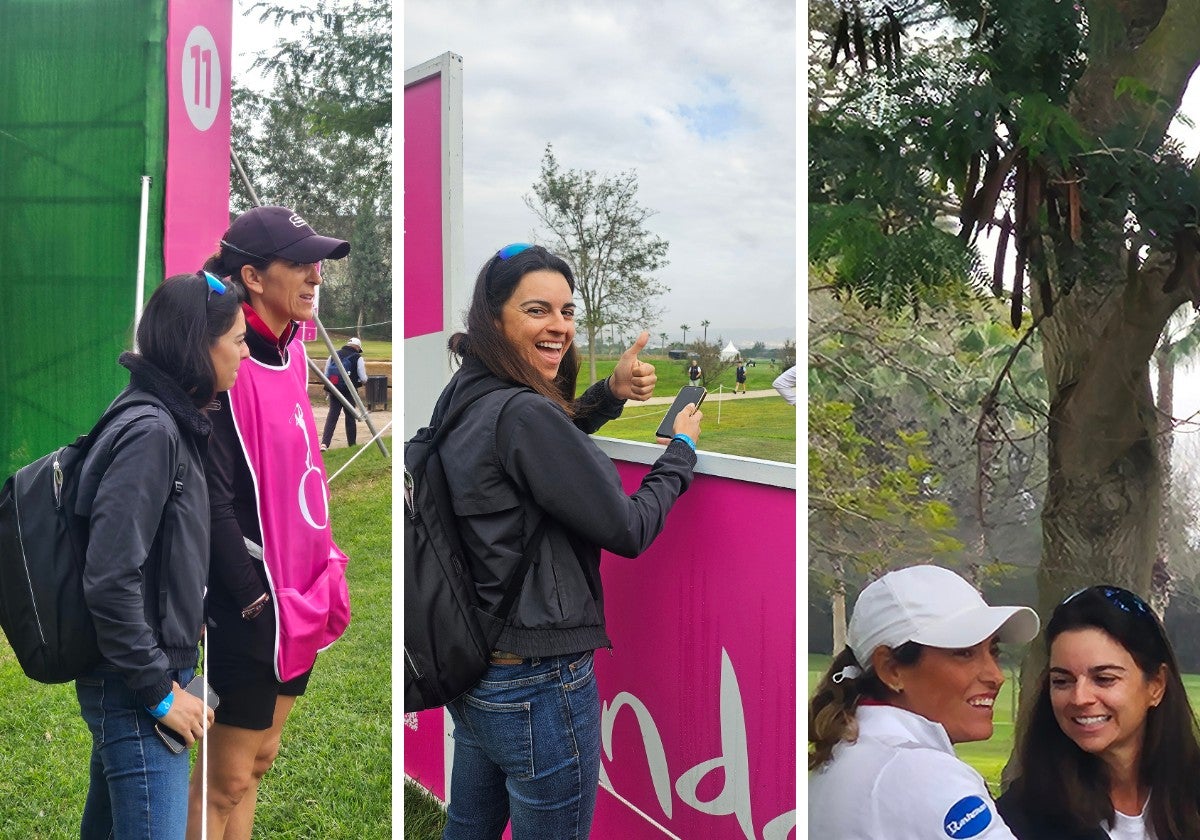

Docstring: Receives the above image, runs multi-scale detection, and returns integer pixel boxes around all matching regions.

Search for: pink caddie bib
[228,336,351,681]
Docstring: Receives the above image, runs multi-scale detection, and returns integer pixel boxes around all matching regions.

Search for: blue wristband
[672,433,696,452]
[147,690,175,719]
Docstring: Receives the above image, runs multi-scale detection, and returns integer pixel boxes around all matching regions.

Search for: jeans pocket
[461,694,535,781]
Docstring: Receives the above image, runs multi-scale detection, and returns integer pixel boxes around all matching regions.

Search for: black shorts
[206,646,312,731]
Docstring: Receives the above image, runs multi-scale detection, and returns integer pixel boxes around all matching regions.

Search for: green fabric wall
[0,1,166,476]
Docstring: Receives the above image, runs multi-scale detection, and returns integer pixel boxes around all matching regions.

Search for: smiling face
[497,269,576,381]
[210,308,249,393]
[241,259,321,336]
[886,636,1005,743]
[1048,627,1166,765]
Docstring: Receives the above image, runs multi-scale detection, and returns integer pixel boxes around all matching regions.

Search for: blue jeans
[76,666,195,840]
[443,652,601,840]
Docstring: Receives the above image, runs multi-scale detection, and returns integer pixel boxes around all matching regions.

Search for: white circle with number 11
[182,25,222,131]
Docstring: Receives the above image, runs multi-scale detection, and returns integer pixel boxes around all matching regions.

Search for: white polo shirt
[809,704,1018,840]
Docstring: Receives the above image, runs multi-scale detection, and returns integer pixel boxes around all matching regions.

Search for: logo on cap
[943,796,991,838]
[289,213,307,228]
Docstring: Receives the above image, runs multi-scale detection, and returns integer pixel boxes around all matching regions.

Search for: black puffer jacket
[74,353,212,707]
[435,356,697,657]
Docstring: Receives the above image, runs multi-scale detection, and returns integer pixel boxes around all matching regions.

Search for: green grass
[403,779,447,839]
[595,395,797,463]
[575,355,797,463]
[304,335,391,360]
[0,441,391,838]
[807,653,1200,790]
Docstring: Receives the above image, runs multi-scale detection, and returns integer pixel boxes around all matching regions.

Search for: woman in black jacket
[432,243,702,840]
[74,272,246,840]
[997,586,1200,840]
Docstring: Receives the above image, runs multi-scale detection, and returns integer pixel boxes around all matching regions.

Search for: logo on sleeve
[943,795,992,838]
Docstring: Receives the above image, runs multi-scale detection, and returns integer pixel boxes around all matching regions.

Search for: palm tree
[700,319,711,344]
[680,324,690,347]
[659,332,668,354]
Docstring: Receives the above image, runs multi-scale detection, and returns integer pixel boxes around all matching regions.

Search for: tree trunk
[586,322,598,384]
[831,559,847,655]
[1151,344,1176,615]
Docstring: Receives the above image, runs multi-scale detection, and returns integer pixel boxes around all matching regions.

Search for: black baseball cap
[221,205,351,264]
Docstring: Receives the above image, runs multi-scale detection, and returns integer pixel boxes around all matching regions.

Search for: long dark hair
[136,273,243,407]
[809,642,924,770]
[1012,586,1200,838]
[448,244,581,412]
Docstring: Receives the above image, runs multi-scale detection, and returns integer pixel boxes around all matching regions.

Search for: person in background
[809,564,1040,839]
[772,364,797,405]
[735,357,747,394]
[76,272,246,840]
[997,585,1200,840]
[188,205,352,840]
[688,357,702,387]
[320,336,367,450]
[431,242,702,839]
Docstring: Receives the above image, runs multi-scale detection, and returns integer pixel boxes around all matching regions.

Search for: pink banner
[403,75,445,339]
[164,0,233,276]
[405,465,798,840]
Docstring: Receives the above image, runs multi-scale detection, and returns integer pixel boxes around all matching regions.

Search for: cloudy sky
[403,0,798,347]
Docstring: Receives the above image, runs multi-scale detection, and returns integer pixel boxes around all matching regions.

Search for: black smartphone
[655,385,706,440]
[155,675,220,754]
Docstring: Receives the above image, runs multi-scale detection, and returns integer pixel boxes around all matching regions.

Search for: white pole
[133,175,151,346]
[717,384,723,426]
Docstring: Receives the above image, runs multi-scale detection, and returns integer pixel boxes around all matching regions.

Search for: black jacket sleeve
[498,395,696,558]
[571,377,625,434]
[205,395,268,610]
[81,414,176,706]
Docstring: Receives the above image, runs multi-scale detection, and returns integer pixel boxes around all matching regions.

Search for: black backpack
[327,348,363,388]
[0,395,179,683]
[403,384,549,713]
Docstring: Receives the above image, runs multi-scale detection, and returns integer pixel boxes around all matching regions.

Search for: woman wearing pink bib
[186,206,352,839]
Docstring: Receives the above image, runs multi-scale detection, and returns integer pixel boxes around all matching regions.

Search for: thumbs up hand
[608,330,657,401]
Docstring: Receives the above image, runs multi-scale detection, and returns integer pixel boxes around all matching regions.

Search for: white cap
[848,565,1039,671]
[346,337,362,348]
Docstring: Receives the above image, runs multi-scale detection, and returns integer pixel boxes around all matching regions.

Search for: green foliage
[807,291,1047,593]
[809,396,965,585]
[231,0,391,338]
[525,144,670,380]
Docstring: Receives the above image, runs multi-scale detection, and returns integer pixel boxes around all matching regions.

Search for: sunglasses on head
[485,242,535,287]
[202,270,228,300]
[1061,585,1152,617]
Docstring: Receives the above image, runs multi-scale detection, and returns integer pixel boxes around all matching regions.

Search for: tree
[680,324,690,347]
[659,331,669,355]
[230,0,392,337]
[808,289,1048,650]
[525,144,670,383]
[812,1,1200,743]
[700,319,711,343]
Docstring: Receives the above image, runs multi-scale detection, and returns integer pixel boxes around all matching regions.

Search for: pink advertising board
[405,462,798,840]
[164,0,233,276]
[404,74,445,339]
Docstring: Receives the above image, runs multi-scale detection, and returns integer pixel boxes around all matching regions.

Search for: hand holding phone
[655,385,706,442]
[155,676,220,754]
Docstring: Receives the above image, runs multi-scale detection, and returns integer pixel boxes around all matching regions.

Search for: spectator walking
[321,337,367,450]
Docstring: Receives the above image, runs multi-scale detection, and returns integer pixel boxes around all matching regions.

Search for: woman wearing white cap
[809,564,1040,839]
[997,585,1200,839]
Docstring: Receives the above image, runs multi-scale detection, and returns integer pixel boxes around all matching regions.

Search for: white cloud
[404,0,797,344]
